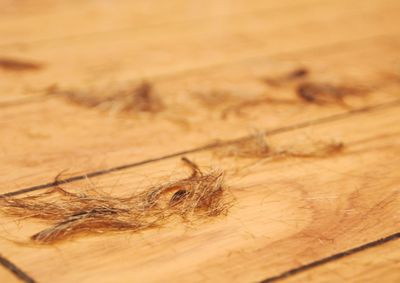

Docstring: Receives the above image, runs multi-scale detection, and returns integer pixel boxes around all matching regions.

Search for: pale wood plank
[0,35,399,192]
[1,0,399,98]
[0,0,303,46]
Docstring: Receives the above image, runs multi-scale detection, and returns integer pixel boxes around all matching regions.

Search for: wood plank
[1,0,399,98]
[279,237,400,283]
[0,103,399,283]
[0,0,303,45]
[1,35,399,193]
[1,1,399,282]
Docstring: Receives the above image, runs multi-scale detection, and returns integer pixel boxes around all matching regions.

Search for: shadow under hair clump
[0,158,230,244]
[51,81,164,114]
[0,57,43,72]
[215,133,344,159]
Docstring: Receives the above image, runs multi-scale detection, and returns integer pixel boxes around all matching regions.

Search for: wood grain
[0,104,399,283]
[1,0,400,282]
[1,35,400,193]
[1,0,399,99]
[0,0,302,46]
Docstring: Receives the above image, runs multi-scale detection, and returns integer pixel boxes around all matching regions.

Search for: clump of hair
[215,133,271,158]
[215,67,310,118]
[280,140,344,158]
[0,158,230,244]
[215,133,344,159]
[50,81,164,114]
[261,67,371,108]
[0,57,43,72]
[296,81,369,107]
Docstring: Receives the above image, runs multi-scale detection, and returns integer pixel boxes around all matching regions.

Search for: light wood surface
[0,0,399,282]
[1,103,399,283]
[1,37,399,192]
[1,0,399,99]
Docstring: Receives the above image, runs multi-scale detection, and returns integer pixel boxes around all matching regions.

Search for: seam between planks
[0,254,37,283]
[260,232,400,283]
[2,98,400,198]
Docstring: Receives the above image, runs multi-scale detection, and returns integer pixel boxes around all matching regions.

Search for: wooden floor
[1,0,400,282]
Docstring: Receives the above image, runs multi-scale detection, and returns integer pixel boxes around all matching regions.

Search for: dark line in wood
[260,232,400,283]
[2,99,400,198]
[0,254,37,283]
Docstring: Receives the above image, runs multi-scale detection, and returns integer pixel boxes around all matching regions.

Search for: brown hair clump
[51,81,164,114]
[261,67,371,108]
[215,133,271,158]
[215,67,310,118]
[0,158,230,244]
[215,133,344,160]
[296,82,368,106]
